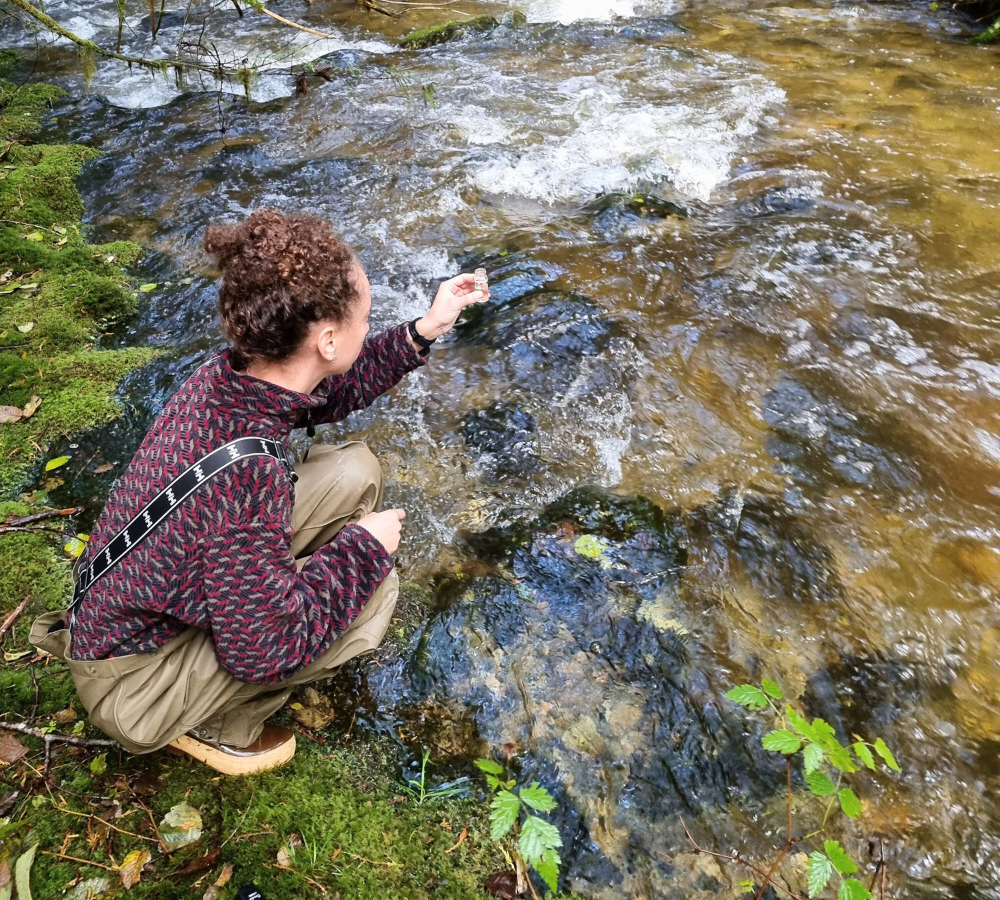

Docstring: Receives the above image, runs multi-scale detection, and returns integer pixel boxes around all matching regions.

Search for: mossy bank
[0,74,510,900]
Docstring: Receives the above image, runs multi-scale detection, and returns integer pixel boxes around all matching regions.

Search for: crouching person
[28,210,488,775]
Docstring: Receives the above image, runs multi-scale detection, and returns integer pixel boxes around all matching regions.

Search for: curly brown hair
[204,209,361,371]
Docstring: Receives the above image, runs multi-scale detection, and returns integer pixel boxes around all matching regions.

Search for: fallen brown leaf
[485,870,520,899]
[174,847,220,877]
[52,703,77,725]
[0,732,28,765]
[131,770,163,797]
[93,462,114,474]
[0,791,19,815]
[0,406,22,425]
[0,859,10,890]
[21,395,41,419]
[215,862,234,887]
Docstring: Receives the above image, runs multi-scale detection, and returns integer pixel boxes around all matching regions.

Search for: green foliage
[823,840,857,876]
[489,790,520,840]
[725,680,902,899]
[838,879,871,900]
[970,16,1000,44]
[400,749,470,805]
[762,729,801,754]
[478,755,563,895]
[725,684,769,710]
[807,852,834,897]
[873,737,900,772]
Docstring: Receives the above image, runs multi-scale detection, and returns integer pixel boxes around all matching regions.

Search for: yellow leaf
[64,538,86,558]
[53,225,67,235]
[45,456,70,471]
[24,232,43,241]
[139,283,157,292]
[17,322,34,333]
[118,849,151,888]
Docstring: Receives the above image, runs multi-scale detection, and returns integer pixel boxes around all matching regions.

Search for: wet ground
[4,0,1000,895]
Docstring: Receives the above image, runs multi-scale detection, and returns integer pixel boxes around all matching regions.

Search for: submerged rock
[332,489,785,896]
[400,14,525,49]
[461,401,539,479]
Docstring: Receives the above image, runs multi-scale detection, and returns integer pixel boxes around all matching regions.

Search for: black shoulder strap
[68,436,296,626]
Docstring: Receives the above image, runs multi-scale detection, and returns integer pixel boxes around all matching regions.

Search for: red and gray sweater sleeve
[311,323,427,425]
[199,463,393,685]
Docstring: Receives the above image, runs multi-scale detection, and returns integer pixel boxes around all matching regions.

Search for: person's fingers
[394,508,406,521]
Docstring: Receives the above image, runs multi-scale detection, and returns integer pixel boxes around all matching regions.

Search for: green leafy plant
[401,749,470,806]
[476,754,563,896]
[684,679,901,900]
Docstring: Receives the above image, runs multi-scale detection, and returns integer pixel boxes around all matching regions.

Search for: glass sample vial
[474,267,488,300]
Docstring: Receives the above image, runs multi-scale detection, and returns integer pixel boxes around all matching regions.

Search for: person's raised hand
[412,273,489,344]
[356,508,406,555]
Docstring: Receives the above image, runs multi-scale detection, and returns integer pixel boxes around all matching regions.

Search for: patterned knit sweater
[70,323,426,685]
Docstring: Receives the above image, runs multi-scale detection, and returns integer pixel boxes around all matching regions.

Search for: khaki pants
[29,442,398,754]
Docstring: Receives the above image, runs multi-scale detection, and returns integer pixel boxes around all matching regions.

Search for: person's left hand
[412,273,489,344]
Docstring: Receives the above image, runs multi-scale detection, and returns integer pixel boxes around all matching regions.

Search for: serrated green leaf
[838,787,862,819]
[533,849,561,895]
[485,774,500,790]
[45,456,69,471]
[89,752,107,775]
[519,815,562,864]
[786,706,818,742]
[739,879,756,894]
[520,782,557,813]
[828,743,859,773]
[838,878,871,900]
[873,738,900,772]
[811,717,837,746]
[823,840,858,875]
[806,771,837,796]
[852,742,876,770]
[806,851,834,898]
[475,757,504,775]
[803,742,825,776]
[762,729,801,754]
[139,283,157,292]
[725,685,769,710]
[490,791,520,841]
[761,678,783,699]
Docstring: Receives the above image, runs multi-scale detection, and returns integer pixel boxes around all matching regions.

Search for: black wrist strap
[407,318,435,351]
[66,436,296,628]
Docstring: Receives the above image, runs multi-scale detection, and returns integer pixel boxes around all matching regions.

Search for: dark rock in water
[741,187,815,219]
[461,401,538,478]
[681,491,841,605]
[763,378,919,492]
[335,488,784,895]
[586,192,689,220]
[454,290,616,394]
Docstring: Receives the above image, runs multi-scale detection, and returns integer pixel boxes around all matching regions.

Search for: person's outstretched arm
[313,273,488,424]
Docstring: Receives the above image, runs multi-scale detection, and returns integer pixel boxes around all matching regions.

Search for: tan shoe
[168,725,296,776]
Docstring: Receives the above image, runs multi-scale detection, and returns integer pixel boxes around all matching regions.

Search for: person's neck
[242,358,328,395]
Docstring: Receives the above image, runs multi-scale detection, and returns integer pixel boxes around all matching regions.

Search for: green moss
[970,15,1000,43]
[6,733,507,900]
[400,15,500,49]
[0,79,153,500]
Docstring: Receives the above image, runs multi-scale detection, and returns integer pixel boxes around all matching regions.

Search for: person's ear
[317,324,338,363]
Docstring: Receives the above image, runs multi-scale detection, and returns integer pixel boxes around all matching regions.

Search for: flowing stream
[6,0,1000,895]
